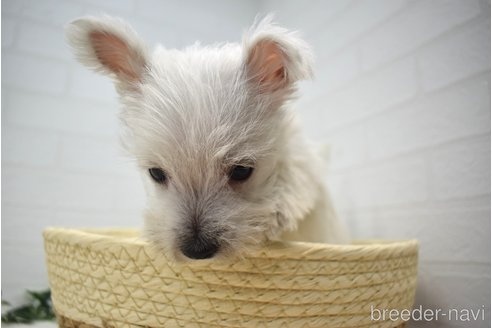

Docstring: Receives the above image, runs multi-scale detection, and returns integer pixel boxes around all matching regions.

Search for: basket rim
[45,227,419,327]
[44,227,419,261]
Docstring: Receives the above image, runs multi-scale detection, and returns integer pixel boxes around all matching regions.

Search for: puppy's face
[135,60,286,260]
[66,16,314,260]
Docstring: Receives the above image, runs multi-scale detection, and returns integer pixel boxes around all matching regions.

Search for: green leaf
[1,289,55,323]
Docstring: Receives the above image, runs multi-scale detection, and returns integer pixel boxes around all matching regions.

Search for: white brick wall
[361,0,482,70]
[2,1,490,326]
[261,0,491,327]
[3,53,69,94]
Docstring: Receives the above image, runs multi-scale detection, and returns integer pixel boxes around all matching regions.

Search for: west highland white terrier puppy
[66,15,349,260]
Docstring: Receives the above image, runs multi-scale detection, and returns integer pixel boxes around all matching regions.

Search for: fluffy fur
[66,15,349,261]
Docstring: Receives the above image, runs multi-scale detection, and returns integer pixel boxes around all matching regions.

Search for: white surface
[3,323,57,328]
[2,1,490,327]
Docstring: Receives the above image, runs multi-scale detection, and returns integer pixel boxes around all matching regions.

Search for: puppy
[66,15,349,260]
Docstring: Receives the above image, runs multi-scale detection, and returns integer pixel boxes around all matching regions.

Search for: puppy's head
[66,15,316,260]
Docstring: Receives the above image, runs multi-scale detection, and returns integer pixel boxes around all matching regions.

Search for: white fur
[66,14,350,261]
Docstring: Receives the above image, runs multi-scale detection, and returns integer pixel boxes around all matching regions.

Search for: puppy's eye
[149,168,167,184]
[229,165,254,182]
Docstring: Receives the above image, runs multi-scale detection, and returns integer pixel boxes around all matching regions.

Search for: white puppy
[66,15,349,260]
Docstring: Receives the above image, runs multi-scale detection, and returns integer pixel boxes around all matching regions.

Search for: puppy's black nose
[180,238,219,260]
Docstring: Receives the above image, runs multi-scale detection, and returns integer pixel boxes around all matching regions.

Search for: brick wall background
[2,1,490,327]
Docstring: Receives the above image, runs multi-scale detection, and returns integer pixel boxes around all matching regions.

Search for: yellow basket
[44,228,418,328]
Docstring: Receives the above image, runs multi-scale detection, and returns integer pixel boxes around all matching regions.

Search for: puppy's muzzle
[180,236,219,259]
[179,222,220,259]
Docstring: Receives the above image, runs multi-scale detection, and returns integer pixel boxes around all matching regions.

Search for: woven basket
[44,228,418,328]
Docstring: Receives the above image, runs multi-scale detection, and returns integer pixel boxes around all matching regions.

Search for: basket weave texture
[44,228,418,328]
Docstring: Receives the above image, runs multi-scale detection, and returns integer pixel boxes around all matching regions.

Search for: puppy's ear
[243,15,313,95]
[66,16,149,90]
